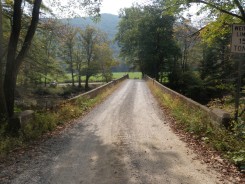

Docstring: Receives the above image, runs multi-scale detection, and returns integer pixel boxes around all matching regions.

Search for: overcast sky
[99,0,202,27]
[100,0,151,15]
[42,0,202,27]
[43,0,152,17]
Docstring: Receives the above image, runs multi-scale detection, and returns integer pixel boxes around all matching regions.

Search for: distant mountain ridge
[64,13,120,41]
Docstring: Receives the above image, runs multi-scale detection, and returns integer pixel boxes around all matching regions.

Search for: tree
[2,0,42,119]
[94,43,118,82]
[174,19,200,72]
[38,19,63,86]
[80,26,107,90]
[0,0,101,122]
[116,4,180,81]
[60,24,78,87]
[0,1,6,121]
[74,30,85,88]
[158,0,243,104]
[163,0,245,22]
[18,30,64,86]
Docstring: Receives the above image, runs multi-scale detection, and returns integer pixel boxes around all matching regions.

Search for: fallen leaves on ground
[159,105,245,184]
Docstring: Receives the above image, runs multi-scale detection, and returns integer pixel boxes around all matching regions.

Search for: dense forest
[0,0,244,167]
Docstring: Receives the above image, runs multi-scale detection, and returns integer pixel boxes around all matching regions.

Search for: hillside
[66,13,119,41]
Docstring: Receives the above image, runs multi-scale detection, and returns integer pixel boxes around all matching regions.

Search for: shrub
[22,113,58,140]
[57,104,82,124]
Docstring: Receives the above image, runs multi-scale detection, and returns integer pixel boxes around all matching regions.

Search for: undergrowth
[0,83,120,158]
[147,81,245,167]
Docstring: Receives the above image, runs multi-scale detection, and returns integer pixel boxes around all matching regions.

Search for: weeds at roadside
[147,81,245,168]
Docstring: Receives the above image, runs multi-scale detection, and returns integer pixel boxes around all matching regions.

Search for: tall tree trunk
[71,69,75,87]
[85,74,89,91]
[78,75,81,88]
[4,0,42,117]
[4,0,23,117]
[44,77,47,87]
[69,47,75,87]
[78,65,82,88]
[0,1,7,121]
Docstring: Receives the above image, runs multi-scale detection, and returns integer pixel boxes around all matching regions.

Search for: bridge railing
[67,74,129,103]
[145,75,231,128]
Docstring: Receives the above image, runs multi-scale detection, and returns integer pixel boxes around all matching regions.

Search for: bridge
[2,78,234,183]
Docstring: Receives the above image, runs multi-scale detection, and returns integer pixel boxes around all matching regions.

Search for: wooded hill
[65,13,119,41]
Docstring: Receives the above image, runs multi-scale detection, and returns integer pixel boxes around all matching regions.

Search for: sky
[100,0,151,15]
[99,0,203,27]
[43,0,202,27]
[43,0,151,17]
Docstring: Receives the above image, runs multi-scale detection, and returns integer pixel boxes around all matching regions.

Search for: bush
[57,104,82,124]
[168,71,204,99]
[168,71,235,105]
[61,86,82,97]
[22,113,58,139]
[0,137,23,157]
[33,86,64,96]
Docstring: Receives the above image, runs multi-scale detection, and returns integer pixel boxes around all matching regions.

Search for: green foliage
[168,71,210,103]
[33,86,64,96]
[154,0,244,107]
[57,104,82,124]
[22,113,58,139]
[115,3,180,81]
[162,0,245,22]
[232,121,245,140]
[61,86,82,97]
[94,42,118,82]
[0,136,23,157]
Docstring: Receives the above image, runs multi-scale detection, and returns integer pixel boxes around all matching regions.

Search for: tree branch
[6,0,22,62]
[16,0,42,70]
[0,1,7,120]
[191,0,244,21]
[233,0,245,22]
[0,1,3,60]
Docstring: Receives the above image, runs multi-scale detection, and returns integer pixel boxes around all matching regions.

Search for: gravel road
[1,79,223,184]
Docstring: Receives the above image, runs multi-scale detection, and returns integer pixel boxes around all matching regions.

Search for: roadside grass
[0,82,122,158]
[147,81,245,167]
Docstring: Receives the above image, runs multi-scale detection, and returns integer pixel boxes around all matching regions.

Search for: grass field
[51,72,142,83]
[113,72,142,79]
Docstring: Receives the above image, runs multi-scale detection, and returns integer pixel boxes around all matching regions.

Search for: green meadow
[51,72,142,83]
[113,72,142,80]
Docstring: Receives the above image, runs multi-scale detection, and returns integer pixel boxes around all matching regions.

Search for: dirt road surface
[1,80,223,184]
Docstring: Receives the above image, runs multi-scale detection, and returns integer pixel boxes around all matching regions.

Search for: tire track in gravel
[1,79,224,184]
